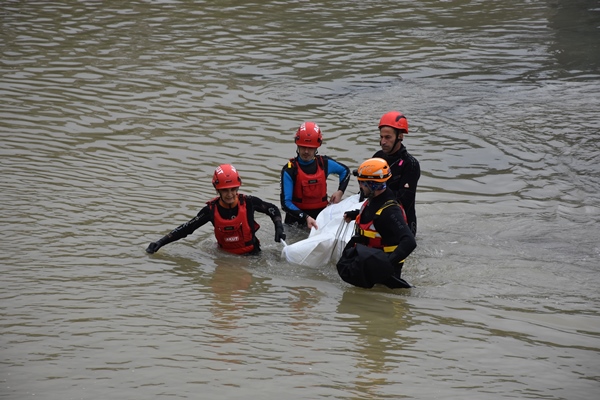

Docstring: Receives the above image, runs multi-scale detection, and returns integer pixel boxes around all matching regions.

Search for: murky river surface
[2,1,599,399]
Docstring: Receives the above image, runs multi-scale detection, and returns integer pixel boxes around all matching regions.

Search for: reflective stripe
[376,200,397,215]
[358,229,379,239]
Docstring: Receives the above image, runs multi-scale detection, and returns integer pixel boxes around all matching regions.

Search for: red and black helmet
[378,111,408,134]
[212,164,242,189]
[294,121,323,148]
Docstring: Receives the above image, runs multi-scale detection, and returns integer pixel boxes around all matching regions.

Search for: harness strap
[359,200,400,237]
[375,200,398,215]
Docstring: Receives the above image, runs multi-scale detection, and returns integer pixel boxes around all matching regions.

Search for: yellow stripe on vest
[359,229,378,238]
[375,200,398,216]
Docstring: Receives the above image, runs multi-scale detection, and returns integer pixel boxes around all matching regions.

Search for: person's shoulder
[323,155,347,164]
[239,194,257,207]
[403,146,419,161]
[313,154,334,161]
[320,154,338,164]
[404,150,420,168]
[203,198,218,213]
[244,194,263,203]
[372,150,385,158]
[282,159,296,173]
[247,195,277,210]
[378,198,403,217]
[284,157,297,167]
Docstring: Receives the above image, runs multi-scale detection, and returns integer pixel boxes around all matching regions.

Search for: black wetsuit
[373,144,420,236]
[354,188,416,267]
[159,195,282,254]
[338,188,417,288]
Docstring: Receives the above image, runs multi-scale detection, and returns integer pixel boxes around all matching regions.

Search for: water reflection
[170,256,256,307]
[336,290,415,398]
[208,264,254,340]
[167,255,265,368]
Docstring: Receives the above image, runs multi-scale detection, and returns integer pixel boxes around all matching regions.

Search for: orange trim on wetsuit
[290,156,328,210]
[209,195,258,255]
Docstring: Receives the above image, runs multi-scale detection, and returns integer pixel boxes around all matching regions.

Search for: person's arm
[325,157,350,204]
[146,205,211,253]
[375,206,416,265]
[393,156,420,209]
[249,195,286,242]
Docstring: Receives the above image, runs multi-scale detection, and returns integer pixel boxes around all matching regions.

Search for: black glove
[146,234,171,254]
[274,221,286,243]
[146,241,162,254]
[344,209,360,221]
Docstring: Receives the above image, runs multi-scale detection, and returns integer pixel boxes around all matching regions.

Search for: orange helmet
[212,164,242,189]
[378,111,408,133]
[294,121,323,148]
[356,158,391,183]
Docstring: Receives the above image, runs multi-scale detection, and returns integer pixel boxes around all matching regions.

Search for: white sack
[281,194,364,267]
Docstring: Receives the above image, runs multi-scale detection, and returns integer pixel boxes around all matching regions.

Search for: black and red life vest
[208,195,260,255]
[289,156,328,210]
[355,199,407,253]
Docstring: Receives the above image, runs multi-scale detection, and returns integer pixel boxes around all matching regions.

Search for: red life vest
[290,156,328,210]
[355,199,407,253]
[208,195,259,255]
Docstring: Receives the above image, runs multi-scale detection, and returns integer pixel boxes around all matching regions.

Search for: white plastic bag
[281,194,363,267]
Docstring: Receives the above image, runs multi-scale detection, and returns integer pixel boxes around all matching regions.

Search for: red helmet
[378,111,408,133]
[212,164,242,189]
[294,121,323,148]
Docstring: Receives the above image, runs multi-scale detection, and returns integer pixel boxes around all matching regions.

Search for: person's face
[297,145,317,162]
[358,180,372,197]
[218,187,239,204]
[379,126,403,154]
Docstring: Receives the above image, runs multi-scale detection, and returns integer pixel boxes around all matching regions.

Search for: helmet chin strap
[393,129,403,150]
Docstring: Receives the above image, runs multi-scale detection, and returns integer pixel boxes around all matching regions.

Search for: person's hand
[329,190,344,204]
[274,221,286,243]
[343,209,359,223]
[306,216,318,230]
[146,241,162,254]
